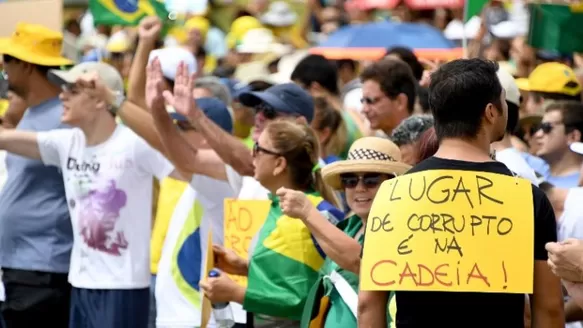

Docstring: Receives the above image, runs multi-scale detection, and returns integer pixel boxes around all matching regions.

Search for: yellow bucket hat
[0,23,73,67]
[515,62,582,96]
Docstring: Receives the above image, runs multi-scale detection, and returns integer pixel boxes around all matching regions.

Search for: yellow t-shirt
[150,177,189,274]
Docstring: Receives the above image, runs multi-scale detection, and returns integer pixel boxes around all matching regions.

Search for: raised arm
[150,58,228,181]
[127,16,161,109]
[0,129,41,159]
[184,103,255,177]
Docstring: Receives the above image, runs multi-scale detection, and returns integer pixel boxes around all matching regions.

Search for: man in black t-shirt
[357,59,564,328]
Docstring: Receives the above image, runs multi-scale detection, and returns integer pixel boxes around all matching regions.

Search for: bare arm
[150,102,228,181]
[189,111,255,177]
[531,261,565,328]
[565,298,583,322]
[565,281,583,310]
[357,290,388,328]
[303,207,362,274]
[117,101,166,153]
[0,129,41,159]
[127,17,161,108]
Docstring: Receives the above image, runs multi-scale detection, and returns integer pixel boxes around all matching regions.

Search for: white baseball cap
[148,47,197,81]
[48,62,124,94]
[496,67,520,107]
[570,142,583,155]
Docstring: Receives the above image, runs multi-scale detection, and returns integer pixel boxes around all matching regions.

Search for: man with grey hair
[391,114,433,165]
[193,76,232,106]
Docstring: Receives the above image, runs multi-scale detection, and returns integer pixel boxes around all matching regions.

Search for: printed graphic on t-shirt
[66,154,130,257]
[79,180,128,256]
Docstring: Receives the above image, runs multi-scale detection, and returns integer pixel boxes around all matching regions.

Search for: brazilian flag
[89,0,169,26]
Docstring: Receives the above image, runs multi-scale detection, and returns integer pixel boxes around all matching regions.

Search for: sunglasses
[533,122,563,135]
[360,96,383,105]
[256,102,278,120]
[253,142,282,157]
[340,173,391,189]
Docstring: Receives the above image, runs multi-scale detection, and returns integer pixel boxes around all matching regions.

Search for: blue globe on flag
[113,0,139,13]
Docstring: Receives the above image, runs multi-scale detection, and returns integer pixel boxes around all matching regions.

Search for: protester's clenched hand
[75,72,114,110]
[162,61,203,121]
[138,16,162,43]
[145,57,165,112]
[199,271,242,303]
[213,245,247,276]
[277,187,315,221]
[546,238,583,282]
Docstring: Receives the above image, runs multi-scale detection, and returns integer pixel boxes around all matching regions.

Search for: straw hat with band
[0,23,73,67]
[322,137,411,190]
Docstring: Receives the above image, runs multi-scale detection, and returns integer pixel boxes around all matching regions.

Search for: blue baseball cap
[238,83,314,123]
[170,97,233,134]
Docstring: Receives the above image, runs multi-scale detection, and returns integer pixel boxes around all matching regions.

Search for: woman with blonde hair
[312,97,348,164]
[200,119,344,327]
[277,137,411,327]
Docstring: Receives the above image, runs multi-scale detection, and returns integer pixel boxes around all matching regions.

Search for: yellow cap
[0,22,73,66]
[226,16,263,49]
[185,16,210,39]
[517,62,582,96]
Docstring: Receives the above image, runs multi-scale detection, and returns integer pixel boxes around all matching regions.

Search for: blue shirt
[520,152,550,178]
[520,151,580,188]
[0,97,72,273]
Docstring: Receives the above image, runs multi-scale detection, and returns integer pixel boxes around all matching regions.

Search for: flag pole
[462,0,469,58]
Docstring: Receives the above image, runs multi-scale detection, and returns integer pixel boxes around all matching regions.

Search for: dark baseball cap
[170,97,233,134]
[238,83,314,123]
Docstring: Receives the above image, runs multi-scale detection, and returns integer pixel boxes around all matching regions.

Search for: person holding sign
[277,136,411,328]
[359,59,564,328]
[200,119,344,327]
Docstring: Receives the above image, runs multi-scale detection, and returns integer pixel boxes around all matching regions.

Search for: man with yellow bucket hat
[0,23,73,327]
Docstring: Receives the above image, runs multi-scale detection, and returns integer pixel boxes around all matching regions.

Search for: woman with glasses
[200,119,344,327]
[277,137,410,328]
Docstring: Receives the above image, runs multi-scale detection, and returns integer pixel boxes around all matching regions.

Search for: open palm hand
[162,61,201,121]
[145,57,165,111]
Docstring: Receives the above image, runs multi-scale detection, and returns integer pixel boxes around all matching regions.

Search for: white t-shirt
[225,165,270,201]
[37,125,174,289]
[155,174,235,327]
[495,148,539,186]
[558,188,583,242]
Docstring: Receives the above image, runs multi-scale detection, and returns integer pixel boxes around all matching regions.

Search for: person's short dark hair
[195,47,206,62]
[385,46,424,81]
[545,101,583,141]
[429,58,503,140]
[506,101,519,133]
[360,58,417,113]
[2,54,59,78]
[291,54,339,95]
[417,85,430,113]
[335,59,357,73]
[233,9,254,20]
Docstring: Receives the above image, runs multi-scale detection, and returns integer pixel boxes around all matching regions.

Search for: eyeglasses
[253,142,282,157]
[360,96,383,105]
[340,173,392,189]
[256,102,278,120]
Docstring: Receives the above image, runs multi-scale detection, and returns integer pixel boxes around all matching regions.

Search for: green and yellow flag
[89,0,169,26]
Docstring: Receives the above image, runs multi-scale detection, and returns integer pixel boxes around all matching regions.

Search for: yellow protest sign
[224,199,271,286]
[361,170,534,293]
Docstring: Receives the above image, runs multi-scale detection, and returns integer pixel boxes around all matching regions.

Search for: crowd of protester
[1,0,583,328]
